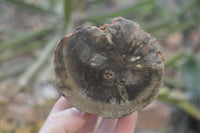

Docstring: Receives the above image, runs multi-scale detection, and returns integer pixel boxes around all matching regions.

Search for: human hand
[39,96,138,133]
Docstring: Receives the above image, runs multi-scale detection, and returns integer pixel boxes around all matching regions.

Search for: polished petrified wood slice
[54,17,164,118]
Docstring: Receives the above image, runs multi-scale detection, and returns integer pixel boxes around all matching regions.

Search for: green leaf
[164,77,184,88]
[0,27,53,52]
[17,33,61,92]
[63,0,72,31]
[5,0,56,15]
[183,54,200,107]
[0,41,45,62]
[158,87,200,120]
[145,0,198,33]
[0,61,31,81]
[84,0,157,23]
[167,17,200,34]
[145,18,174,33]
[165,52,186,68]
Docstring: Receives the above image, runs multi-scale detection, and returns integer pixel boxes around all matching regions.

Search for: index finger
[114,111,138,133]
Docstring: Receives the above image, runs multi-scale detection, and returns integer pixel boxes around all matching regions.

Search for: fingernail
[72,107,89,117]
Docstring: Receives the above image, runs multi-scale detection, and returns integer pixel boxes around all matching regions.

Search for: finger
[50,96,71,113]
[96,118,118,133]
[77,115,98,133]
[40,108,92,133]
[114,111,138,133]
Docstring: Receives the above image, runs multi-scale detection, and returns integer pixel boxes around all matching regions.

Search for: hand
[39,96,138,133]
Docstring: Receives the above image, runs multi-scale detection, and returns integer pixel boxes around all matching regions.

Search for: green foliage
[165,52,186,68]
[183,54,200,106]
[5,0,56,15]
[0,41,45,62]
[158,87,200,121]
[84,0,157,24]
[63,0,72,31]
[0,28,53,52]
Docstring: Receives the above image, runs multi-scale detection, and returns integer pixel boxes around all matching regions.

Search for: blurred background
[0,0,200,132]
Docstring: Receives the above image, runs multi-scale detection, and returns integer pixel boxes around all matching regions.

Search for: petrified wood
[54,17,164,118]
